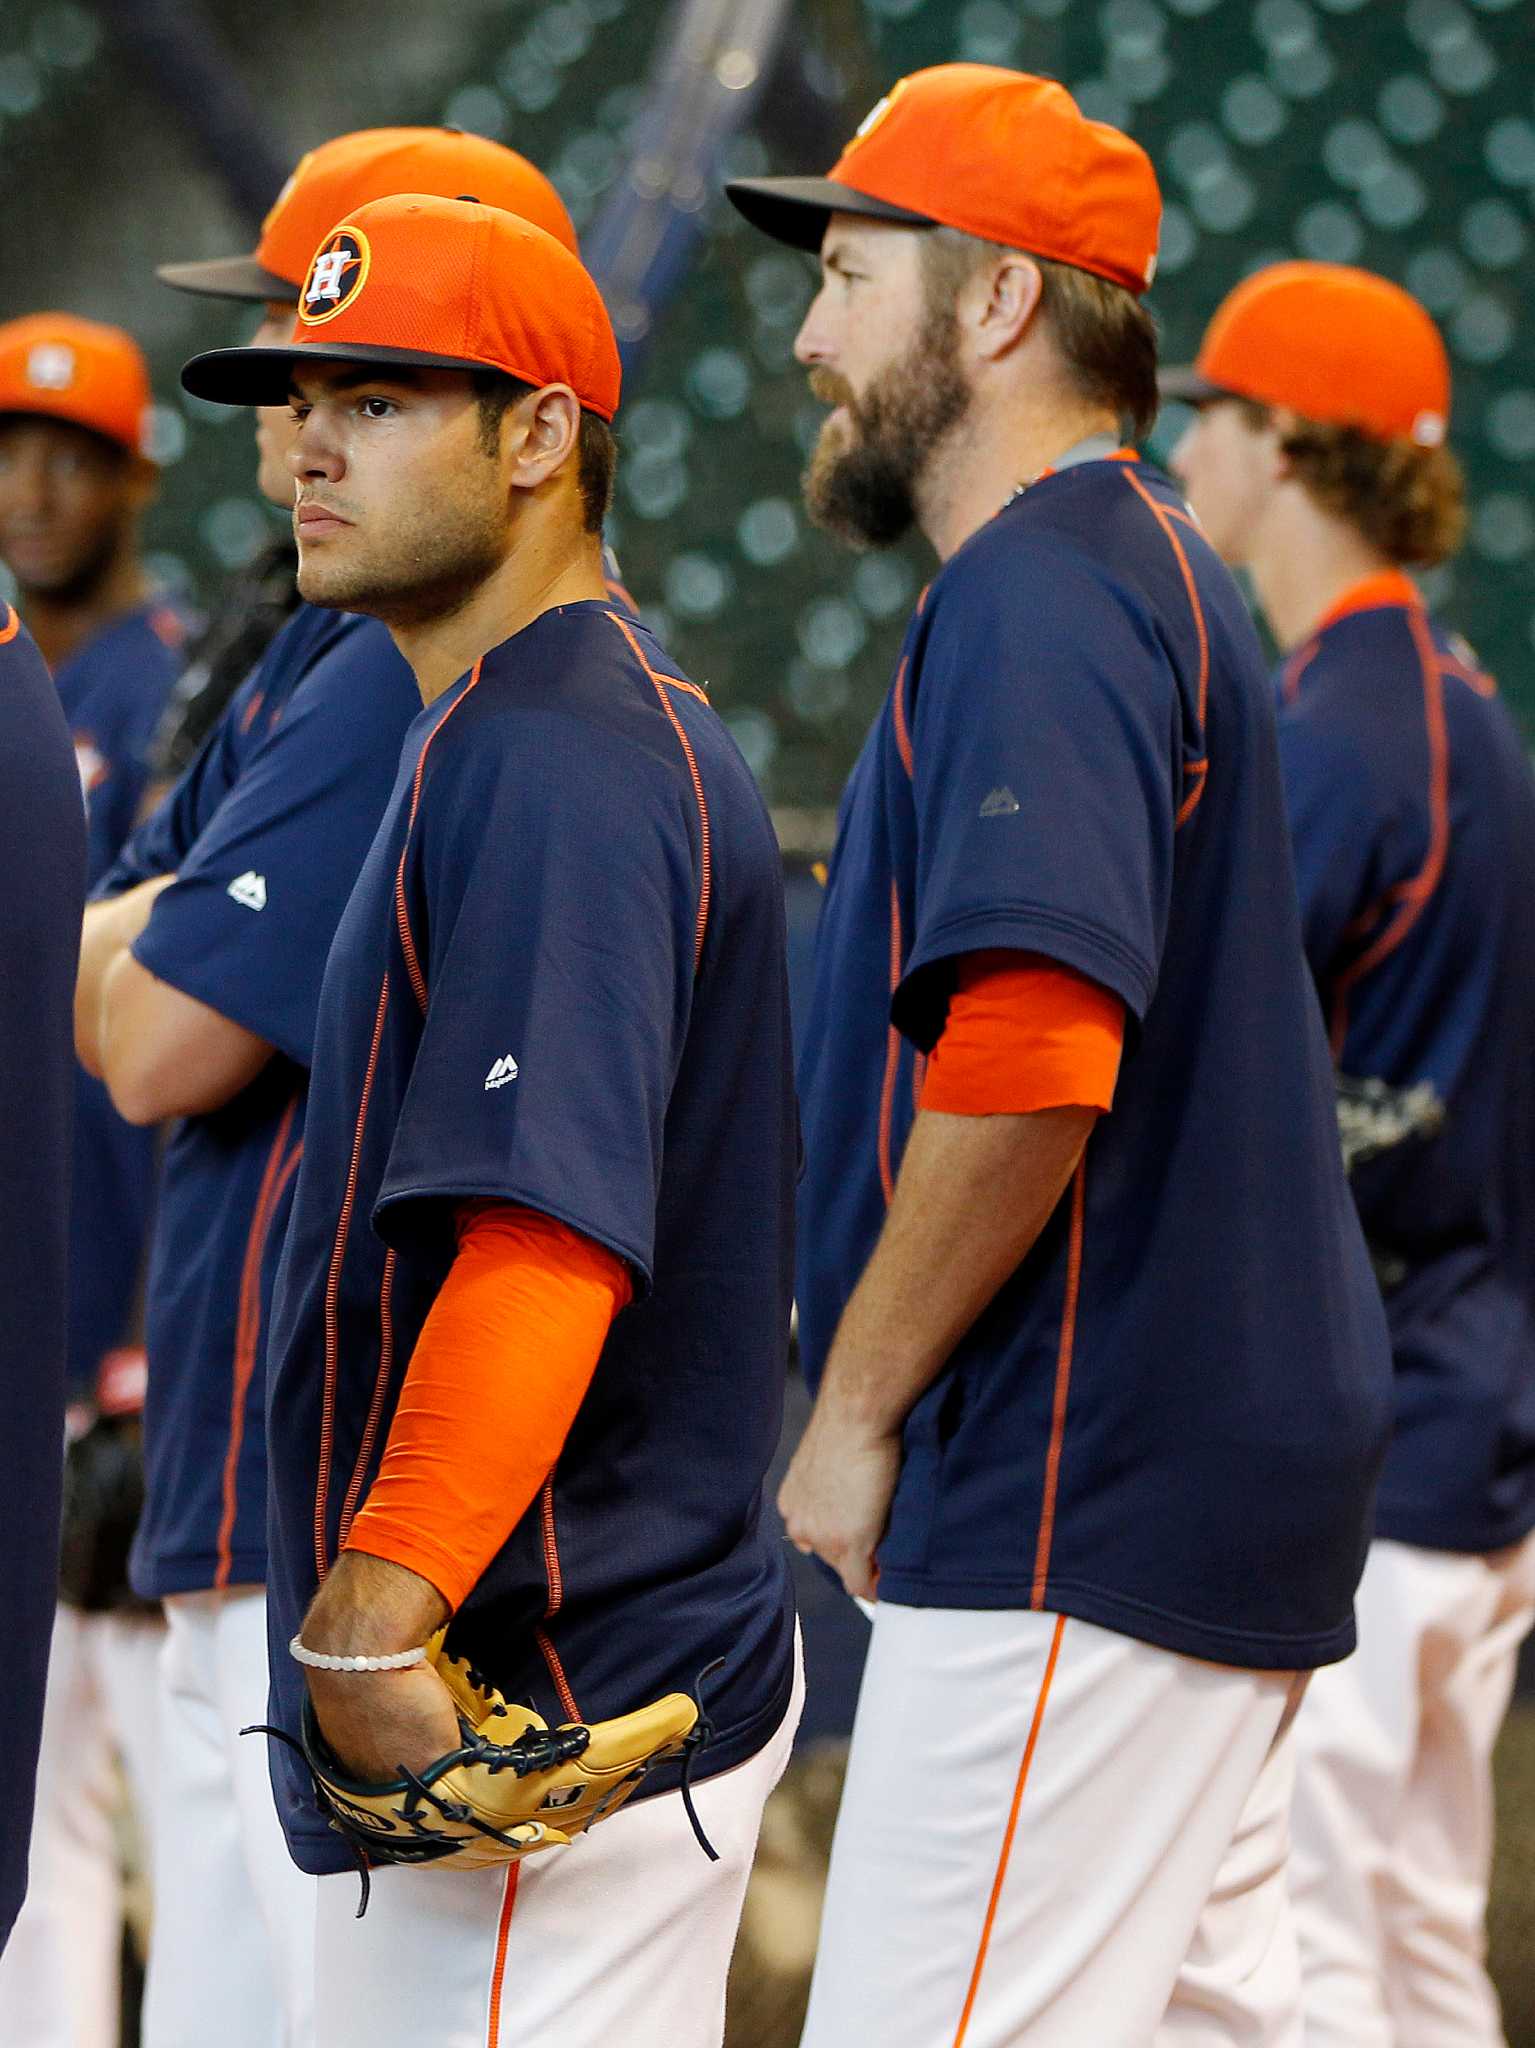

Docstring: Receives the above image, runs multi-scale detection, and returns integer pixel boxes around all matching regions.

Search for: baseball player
[0,316,188,2048]
[180,190,800,2048]
[728,65,1394,2043]
[74,132,584,2048]
[1166,263,1535,2047]
[0,604,87,1961]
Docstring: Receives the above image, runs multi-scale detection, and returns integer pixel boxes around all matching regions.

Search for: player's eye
[288,402,311,425]
[358,396,398,420]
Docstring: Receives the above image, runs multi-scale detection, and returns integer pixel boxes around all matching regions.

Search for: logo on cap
[1411,409,1446,448]
[851,75,909,148]
[26,342,76,391]
[301,226,371,326]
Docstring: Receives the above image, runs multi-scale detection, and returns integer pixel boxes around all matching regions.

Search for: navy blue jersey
[0,608,86,1949]
[1277,591,1535,1553]
[265,602,797,1875]
[54,601,188,1396]
[95,605,421,1596]
[797,456,1393,1672]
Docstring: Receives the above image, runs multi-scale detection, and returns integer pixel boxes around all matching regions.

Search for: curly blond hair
[1239,401,1466,565]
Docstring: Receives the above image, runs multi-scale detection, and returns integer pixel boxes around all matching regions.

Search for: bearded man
[729,65,1393,2045]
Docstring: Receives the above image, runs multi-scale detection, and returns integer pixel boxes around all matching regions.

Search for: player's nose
[287,412,344,483]
[794,286,837,370]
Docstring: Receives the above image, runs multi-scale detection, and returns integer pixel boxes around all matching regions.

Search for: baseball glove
[251,1634,716,1913]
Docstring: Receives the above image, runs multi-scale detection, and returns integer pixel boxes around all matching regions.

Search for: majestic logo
[979,786,1020,818]
[484,1054,519,1091]
[26,342,76,391]
[300,227,371,326]
[227,871,267,911]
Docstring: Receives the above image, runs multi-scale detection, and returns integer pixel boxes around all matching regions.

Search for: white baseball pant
[139,1587,315,2048]
[1288,1530,1535,2047]
[311,1634,804,2048]
[800,1602,1310,2047]
[0,1604,162,2048]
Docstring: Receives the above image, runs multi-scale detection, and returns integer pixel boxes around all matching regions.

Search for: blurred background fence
[0,0,1530,818]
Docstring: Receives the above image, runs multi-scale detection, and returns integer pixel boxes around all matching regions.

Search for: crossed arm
[75,877,275,1124]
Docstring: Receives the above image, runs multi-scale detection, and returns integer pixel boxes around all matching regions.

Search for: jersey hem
[129,1548,267,1600]
[276,1645,799,1877]
[900,905,1156,1034]
[1373,1498,1535,1557]
[871,1570,1359,1671]
[373,1180,655,1297]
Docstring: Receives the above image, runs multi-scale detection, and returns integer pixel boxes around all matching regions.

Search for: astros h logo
[300,226,371,326]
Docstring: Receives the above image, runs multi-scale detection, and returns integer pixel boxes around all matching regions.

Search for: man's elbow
[100,1041,178,1126]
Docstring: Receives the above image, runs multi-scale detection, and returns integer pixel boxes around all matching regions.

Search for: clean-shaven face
[250,302,300,507]
[0,414,139,600]
[1169,397,1278,567]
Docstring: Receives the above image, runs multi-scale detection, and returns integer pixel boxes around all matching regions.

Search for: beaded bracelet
[288,1635,428,1673]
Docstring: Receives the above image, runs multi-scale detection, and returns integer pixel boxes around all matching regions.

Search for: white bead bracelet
[289,1635,428,1673]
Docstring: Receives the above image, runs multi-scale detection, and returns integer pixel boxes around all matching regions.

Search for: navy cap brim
[1157,365,1237,407]
[157,254,300,302]
[724,175,935,252]
[181,340,496,407]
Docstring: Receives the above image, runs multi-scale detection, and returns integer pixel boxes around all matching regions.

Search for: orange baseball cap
[727,65,1161,296]
[1160,263,1451,446]
[0,314,151,456]
[180,194,621,420]
[158,127,577,301]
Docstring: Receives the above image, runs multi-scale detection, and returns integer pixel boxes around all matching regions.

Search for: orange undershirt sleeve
[342,1201,632,1613]
[920,949,1126,1117]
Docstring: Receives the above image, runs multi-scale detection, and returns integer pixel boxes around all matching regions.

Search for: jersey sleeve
[94,664,273,898]
[893,539,1180,1053]
[129,631,413,1067]
[374,722,700,1290]
[1276,715,1384,989]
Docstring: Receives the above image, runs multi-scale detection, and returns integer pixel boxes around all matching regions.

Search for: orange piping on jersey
[1326,605,1449,1060]
[951,1614,1067,2048]
[0,604,18,644]
[215,1095,300,1590]
[314,973,391,1583]
[1175,758,1208,830]
[1031,1161,1086,1607]
[1123,469,1210,827]
[877,880,904,1206]
[485,1865,520,2048]
[336,1247,397,1551]
[1280,639,1322,708]
[240,691,265,735]
[1441,653,1496,699]
[393,657,486,1015]
[536,1478,581,1721]
[891,653,915,780]
[912,1049,928,1116]
[605,610,712,971]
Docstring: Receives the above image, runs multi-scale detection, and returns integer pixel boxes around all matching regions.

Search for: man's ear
[970,254,1044,363]
[1266,406,1300,483]
[507,384,582,493]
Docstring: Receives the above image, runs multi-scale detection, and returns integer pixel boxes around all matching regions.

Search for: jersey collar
[1315,568,1422,634]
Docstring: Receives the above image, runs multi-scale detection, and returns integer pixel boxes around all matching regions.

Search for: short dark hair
[1235,398,1465,566]
[469,370,616,533]
[919,229,1160,440]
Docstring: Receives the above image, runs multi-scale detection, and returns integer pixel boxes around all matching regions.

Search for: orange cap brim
[725,175,936,251]
[157,253,301,302]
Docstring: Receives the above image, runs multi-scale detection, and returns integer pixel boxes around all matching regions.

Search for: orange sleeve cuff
[343,1202,632,1612]
[921,950,1125,1116]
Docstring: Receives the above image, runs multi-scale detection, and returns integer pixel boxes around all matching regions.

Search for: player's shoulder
[0,602,45,681]
[282,609,418,725]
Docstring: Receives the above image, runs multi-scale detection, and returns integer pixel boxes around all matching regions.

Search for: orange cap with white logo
[1160,262,1451,447]
[180,194,621,420]
[158,127,577,301]
[727,65,1162,296]
[0,314,152,456]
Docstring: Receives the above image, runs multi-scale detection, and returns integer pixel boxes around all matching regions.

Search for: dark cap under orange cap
[158,127,578,301]
[1160,262,1451,446]
[727,65,1162,296]
[180,194,621,420]
[0,313,151,456]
